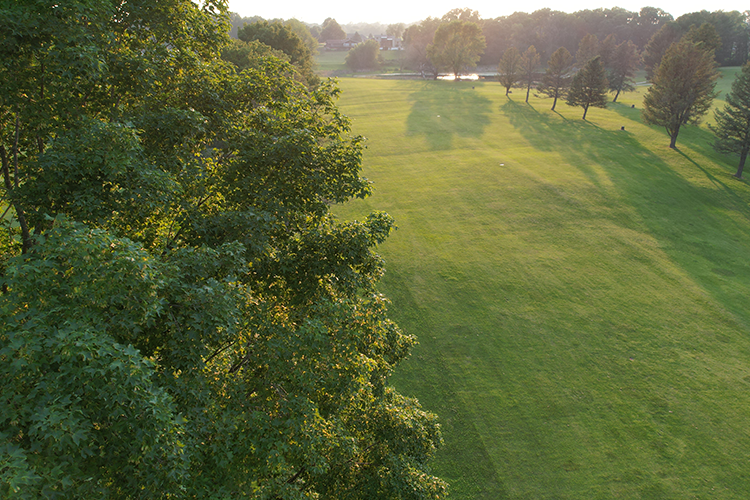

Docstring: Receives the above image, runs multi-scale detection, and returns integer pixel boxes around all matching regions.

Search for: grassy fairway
[333,71,750,499]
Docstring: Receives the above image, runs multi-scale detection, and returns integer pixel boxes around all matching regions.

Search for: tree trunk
[526,82,531,103]
[668,123,681,149]
[613,87,621,103]
[4,115,34,253]
[551,95,557,111]
[736,148,748,178]
[669,131,678,148]
[1,145,33,254]
[582,103,589,120]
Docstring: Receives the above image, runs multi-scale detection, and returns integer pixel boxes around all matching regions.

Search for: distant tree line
[403,7,747,76]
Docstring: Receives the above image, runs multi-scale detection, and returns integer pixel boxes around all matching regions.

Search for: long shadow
[502,99,669,192]
[406,82,493,150]
[675,148,750,222]
[609,101,750,218]
[502,98,750,330]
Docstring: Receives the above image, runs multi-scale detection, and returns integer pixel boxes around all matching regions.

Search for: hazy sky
[228,1,747,25]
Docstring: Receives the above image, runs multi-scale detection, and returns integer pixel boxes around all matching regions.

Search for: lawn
[332,70,750,499]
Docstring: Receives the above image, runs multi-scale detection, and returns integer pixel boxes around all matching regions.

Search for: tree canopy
[0,1,445,498]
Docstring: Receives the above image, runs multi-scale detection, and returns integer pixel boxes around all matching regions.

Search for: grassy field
[332,69,750,499]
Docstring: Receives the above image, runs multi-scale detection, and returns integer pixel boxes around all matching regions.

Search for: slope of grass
[333,73,750,499]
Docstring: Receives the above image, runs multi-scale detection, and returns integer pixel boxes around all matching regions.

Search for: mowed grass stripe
[333,75,750,499]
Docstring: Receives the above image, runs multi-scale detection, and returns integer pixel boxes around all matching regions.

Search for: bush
[345,39,384,70]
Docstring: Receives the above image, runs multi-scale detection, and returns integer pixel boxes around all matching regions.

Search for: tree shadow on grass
[607,101,643,123]
[406,82,492,150]
[674,147,750,224]
[609,101,749,203]
[502,98,750,329]
[501,99,666,191]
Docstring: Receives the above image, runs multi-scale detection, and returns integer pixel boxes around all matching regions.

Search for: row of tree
[495,23,750,179]
[403,8,748,77]
[494,33,638,114]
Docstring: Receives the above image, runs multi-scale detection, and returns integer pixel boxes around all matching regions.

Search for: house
[325,38,359,50]
[378,36,402,50]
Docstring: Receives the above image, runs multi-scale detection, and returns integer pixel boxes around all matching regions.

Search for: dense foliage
[237,20,319,86]
[0,0,445,498]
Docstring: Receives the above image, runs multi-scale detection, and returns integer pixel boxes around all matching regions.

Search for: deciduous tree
[642,40,719,148]
[403,17,442,78]
[566,56,609,119]
[498,47,523,96]
[345,39,383,70]
[0,1,446,498]
[537,47,573,110]
[284,18,320,56]
[427,20,486,79]
[710,62,750,178]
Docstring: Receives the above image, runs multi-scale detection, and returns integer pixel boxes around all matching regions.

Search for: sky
[228,1,748,25]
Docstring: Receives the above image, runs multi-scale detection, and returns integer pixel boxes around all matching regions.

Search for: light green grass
[315,50,348,73]
[333,73,750,499]
[316,49,406,76]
